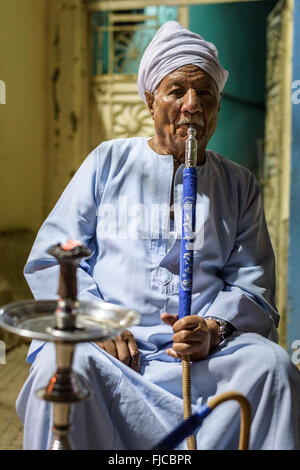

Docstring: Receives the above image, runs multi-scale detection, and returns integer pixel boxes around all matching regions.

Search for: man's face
[145,65,221,163]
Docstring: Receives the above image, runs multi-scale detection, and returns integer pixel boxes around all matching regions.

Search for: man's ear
[145,91,155,118]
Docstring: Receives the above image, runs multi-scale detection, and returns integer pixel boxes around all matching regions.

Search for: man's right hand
[95,329,140,373]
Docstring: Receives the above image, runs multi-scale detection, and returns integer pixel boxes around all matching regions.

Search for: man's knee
[238,333,298,384]
[225,332,297,385]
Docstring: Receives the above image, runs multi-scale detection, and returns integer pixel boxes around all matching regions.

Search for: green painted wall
[189,1,276,174]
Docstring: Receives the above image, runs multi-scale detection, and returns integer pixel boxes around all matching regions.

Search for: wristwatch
[205,316,236,343]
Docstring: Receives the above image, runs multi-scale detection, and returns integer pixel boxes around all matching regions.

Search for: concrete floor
[0,344,30,450]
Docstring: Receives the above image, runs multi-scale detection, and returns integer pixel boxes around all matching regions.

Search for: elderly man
[16,21,300,450]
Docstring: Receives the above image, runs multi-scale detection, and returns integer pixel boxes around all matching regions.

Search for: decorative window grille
[90,6,180,76]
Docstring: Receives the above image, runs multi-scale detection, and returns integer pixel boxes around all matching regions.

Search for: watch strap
[205,316,236,342]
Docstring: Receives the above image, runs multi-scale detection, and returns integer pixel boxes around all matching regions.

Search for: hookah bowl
[0,241,140,450]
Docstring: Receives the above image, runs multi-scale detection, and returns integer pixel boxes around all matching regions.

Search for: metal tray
[0,299,140,343]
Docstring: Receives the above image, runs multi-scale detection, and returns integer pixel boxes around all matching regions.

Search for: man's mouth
[177,119,205,134]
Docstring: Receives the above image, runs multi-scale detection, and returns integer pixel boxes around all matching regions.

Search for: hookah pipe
[36,240,93,450]
[179,126,198,450]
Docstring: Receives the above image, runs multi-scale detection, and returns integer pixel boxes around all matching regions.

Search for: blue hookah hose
[154,391,251,450]
[178,165,198,319]
[178,127,198,450]
[155,404,211,450]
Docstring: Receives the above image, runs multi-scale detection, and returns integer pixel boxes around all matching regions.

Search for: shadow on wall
[0,230,35,351]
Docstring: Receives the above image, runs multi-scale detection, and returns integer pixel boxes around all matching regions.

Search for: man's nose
[181,89,202,115]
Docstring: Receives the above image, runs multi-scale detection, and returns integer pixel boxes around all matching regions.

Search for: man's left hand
[95,330,140,372]
[161,313,220,362]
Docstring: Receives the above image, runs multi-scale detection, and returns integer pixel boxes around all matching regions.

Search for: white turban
[137,21,229,103]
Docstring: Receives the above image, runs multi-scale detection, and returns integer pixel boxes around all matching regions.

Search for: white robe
[16,138,300,449]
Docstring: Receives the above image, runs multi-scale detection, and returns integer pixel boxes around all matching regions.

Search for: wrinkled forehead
[156,64,218,93]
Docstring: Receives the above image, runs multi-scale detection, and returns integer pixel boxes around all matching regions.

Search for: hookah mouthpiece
[185,126,197,167]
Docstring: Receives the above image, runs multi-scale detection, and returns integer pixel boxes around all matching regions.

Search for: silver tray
[0,300,140,343]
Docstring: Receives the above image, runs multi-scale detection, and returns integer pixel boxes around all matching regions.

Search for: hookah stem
[179,126,198,451]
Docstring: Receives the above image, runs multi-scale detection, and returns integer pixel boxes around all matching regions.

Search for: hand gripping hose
[154,391,252,450]
[178,126,198,450]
